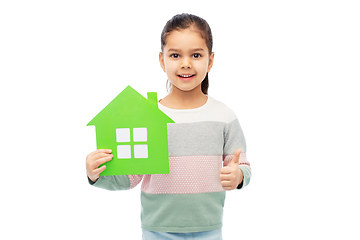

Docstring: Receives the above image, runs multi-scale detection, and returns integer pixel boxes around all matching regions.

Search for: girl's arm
[88,175,143,191]
[223,118,251,190]
[86,149,143,190]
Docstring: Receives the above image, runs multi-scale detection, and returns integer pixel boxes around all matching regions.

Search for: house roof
[87,85,174,127]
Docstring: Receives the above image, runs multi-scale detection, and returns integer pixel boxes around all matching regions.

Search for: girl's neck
[160,85,208,110]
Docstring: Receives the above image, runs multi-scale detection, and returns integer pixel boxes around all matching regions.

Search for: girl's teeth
[180,75,192,77]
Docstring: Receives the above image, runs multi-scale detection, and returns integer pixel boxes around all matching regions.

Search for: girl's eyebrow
[168,48,180,52]
[191,48,205,52]
[167,48,205,52]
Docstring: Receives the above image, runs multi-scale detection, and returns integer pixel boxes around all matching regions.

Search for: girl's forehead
[164,28,208,51]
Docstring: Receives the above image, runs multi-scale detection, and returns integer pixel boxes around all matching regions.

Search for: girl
[86,13,251,240]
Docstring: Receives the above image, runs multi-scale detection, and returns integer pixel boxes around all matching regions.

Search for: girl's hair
[161,13,213,94]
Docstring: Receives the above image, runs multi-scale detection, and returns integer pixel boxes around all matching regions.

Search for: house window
[116,128,130,142]
[117,145,131,159]
[116,128,148,159]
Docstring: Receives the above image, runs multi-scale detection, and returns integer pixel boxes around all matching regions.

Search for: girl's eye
[193,53,201,58]
[171,54,180,58]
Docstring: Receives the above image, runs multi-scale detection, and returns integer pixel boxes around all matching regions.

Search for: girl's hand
[86,149,113,182]
[220,149,243,190]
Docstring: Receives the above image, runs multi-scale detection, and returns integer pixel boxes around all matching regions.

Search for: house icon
[87,85,174,176]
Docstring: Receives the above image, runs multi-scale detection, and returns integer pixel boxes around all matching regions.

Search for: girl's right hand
[86,149,113,182]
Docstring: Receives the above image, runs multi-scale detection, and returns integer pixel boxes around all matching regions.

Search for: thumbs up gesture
[220,149,243,190]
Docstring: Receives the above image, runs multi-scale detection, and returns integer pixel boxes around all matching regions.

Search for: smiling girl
[86,13,251,240]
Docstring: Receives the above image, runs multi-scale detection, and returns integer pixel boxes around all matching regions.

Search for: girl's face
[159,28,214,94]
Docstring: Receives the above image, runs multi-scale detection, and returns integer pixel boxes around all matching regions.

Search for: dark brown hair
[161,13,213,94]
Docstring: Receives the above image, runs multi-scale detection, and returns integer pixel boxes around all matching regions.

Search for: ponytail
[201,73,209,95]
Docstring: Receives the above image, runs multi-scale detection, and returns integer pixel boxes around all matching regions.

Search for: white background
[1,1,359,239]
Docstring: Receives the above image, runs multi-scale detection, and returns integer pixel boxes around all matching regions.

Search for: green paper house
[87,85,174,176]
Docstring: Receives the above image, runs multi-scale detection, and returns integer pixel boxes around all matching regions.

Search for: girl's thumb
[230,149,241,166]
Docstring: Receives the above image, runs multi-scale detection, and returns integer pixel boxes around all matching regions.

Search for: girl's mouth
[178,74,195,81]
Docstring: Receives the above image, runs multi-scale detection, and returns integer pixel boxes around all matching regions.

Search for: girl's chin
[171,83,203,93]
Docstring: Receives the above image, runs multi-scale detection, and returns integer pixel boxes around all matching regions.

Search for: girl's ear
[207,52,215,72]
[159,52,166,72]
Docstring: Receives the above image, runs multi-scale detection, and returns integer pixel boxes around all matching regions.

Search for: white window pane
[116,128,130,142]
[134,145,148,158]
[117,145,131,159]
[133,128,147,142]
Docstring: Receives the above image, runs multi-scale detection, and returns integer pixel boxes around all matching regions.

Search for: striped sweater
[89,96,251,233]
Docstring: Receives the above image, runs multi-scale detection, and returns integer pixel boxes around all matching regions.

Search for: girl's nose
[180,57,192,69]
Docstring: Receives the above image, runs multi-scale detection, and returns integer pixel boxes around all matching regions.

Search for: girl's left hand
[220,149,243,190]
